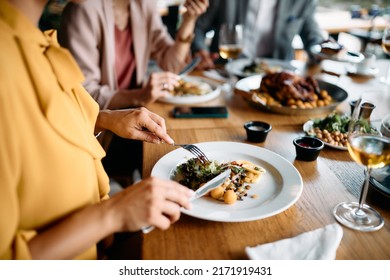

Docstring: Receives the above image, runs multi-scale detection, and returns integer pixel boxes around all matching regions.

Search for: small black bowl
[293,136,324,161]
[244,121,272,143]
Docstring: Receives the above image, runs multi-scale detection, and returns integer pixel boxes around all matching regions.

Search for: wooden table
[141,59,390,260]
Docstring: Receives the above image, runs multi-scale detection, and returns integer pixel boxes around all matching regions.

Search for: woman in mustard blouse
[0,0,193,260]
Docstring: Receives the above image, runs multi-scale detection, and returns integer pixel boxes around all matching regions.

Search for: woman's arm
[28,178,193,259]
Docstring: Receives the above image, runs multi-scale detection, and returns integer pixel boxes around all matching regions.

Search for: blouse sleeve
[146,3,187,73]
[58,3,114,109]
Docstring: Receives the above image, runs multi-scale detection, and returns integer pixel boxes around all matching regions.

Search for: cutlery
[173,143,210,164]
[179,56,201,77]
[189,169,231,201]
[141,169,231,234]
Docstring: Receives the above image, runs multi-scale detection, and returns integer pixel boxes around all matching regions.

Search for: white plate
[234,75,348,116]
[151,141,303,222]
[310,45,364,64]
[158,76,221,105]
[225,57,299,78]
[303,120,347,151]
[346,64,379,77]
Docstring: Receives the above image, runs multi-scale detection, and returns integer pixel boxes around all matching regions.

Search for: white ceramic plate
[303,120,347,151]
[151,141,303,222]
[310,44,364,64]
[234,75,348,116]
[158,76,221,105]
[225,57,299,78]
[346,64,379,77]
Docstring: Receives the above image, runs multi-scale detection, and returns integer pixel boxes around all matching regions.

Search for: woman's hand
[139,72,180,105]
[194,49,220,70]
[97,107,174,144]
[108,177,194,232]
[183,0,209,20]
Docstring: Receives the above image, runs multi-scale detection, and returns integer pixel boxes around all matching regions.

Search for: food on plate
[250,71,332,109]
[306,111,377,148]
[308,112,350,147]
[173,158,266,205]
[169,79,212,96]
[242,60,282,75]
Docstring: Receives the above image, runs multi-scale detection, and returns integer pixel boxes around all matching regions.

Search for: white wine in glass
[380,27,390,85]
[218,23,243,95]
[219,44,243,60]
[333,99,390,232]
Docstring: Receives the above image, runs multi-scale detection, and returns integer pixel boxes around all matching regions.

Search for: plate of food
[303,111,380,150]
[225,57,299,78]
[151,141,303,222]
[234,72,348,116]
[303,112,350,150]
[158,76,221,105]
[310,41,364,64]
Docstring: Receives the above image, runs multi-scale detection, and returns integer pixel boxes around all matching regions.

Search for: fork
[174,144,210,164]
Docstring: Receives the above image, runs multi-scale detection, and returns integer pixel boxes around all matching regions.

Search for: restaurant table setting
[140,54,390,260]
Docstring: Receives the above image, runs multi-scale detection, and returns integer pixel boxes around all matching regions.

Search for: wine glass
[218,23,243,96]
[380,27,390,85]
[333,98,390,231]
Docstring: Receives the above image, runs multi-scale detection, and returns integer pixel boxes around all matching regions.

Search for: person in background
[0,0,193,260]
[59,0,209,110]
[58,0,208,185]
[192,0,325,70]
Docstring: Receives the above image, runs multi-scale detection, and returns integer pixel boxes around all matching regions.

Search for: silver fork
[174,144,210,164]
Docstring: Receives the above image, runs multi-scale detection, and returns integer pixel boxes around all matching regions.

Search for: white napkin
[245,223,343,260]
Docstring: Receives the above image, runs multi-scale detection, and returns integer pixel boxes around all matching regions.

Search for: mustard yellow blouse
[0,1,109,259]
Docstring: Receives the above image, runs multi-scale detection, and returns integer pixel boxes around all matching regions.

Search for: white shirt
[243,0,278,58]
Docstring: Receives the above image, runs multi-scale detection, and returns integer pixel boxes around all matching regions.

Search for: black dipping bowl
[293,136,324,161]
[244,121,272,143]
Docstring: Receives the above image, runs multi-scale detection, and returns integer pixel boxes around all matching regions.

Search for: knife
[190,169,231,201]
[179,56,201,77]
[141,169,231,234]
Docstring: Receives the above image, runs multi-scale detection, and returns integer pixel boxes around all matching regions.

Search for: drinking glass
[333,98,390,231]
[218,23,243,96]
[380,27,390,85]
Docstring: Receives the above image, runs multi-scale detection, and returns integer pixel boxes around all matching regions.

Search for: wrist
[177,33,195,44]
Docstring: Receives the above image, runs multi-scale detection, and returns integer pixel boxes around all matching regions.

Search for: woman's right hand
[108,177,194,232]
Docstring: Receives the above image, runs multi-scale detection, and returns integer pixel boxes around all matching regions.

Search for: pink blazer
[59,0,186,109]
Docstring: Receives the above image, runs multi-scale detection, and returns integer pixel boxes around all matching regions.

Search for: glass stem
[226,58,234,98]
[357,167,372,213]
[386,63,390,85]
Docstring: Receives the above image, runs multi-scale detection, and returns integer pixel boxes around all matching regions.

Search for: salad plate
[158,76,221,105]
[151,141,303,222]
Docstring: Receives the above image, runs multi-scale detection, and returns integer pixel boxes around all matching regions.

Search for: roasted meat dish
[259,71,322,105]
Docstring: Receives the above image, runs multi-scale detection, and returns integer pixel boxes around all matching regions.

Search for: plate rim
[310,44,365,64]
[151,141,303,222]
[303,120,348,150]
[158,76,221,105]
[225,57,298,77]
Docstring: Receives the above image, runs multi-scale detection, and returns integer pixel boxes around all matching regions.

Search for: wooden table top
[140,59,390,260]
